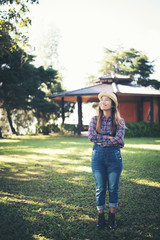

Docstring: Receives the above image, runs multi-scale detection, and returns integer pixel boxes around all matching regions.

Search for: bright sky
[29,0,160,91]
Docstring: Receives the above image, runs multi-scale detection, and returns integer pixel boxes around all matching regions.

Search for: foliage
[0,135,159,240]
[35,123,88,136]
[0,0,38,4]
[36,123,60,135]
[0,30,65,134]
[61,123,78,134]
[125,121,160,137]
[0,1,75,135]
[12,109,35,135]
[82,125,89,131]
[0,27,75,136]
[99,48,160,89]
[0,0,38,51]
[64,102,75,118]
[53,124,89,135]
[100,48,154,78]
[60,122,160,138]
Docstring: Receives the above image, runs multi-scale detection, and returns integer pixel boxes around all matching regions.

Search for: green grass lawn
[0,135,160,240]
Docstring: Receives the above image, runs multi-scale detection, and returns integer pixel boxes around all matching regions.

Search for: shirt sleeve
[102,118,125,148]
[88,116,108,143]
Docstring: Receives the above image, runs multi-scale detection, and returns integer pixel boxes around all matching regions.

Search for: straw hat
[98,92,118,107]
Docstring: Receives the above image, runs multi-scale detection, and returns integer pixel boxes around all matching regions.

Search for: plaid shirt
[88,115,125,148]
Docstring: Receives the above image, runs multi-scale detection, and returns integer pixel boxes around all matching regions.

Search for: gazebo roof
[49,81,160,103]
[96,73,134,83]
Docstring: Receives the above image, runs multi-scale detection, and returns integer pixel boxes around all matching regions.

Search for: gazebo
[49,74,160,135]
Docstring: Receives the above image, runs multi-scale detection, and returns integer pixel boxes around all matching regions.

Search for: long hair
[96,100,123,136]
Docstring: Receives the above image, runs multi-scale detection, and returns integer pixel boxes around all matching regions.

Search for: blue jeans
[91,144,123,210]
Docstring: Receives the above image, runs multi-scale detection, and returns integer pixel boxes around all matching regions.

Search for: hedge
[61,122,160,137]
[36,121,160,137]
[125,121,160,137]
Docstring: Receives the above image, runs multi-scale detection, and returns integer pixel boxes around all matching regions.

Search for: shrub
[125,121,160,137]
[36,124,60,135]
[82,125,89,131]
[60,124,78,134]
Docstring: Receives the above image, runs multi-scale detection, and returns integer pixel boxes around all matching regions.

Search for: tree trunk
[61,97,65,124]
[0,128,3,138]
[6,109,17,134]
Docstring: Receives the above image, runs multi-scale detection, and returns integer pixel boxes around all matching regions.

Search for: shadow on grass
[0,136,160,240]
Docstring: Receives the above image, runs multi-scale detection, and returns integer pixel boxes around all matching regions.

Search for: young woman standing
[88,92,125,229]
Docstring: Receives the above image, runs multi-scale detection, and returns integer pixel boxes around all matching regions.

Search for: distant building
[49,74,160,135]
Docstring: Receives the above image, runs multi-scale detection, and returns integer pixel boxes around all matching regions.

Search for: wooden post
[77,96,82,136]
[61,97,65,124]
[150,97,154,122]
[139,97,143,121]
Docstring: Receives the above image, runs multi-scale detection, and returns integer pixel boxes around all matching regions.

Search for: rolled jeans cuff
[109,202,118,208]
[97,204,106,211]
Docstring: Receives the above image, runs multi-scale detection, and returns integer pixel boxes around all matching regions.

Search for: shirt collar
[102,114,112,120]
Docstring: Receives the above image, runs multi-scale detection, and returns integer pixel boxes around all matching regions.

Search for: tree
[0,1,75,135]
[0,0,39,52]
[0,31,75,135]
[99,48,160,89]
[0,31,63,134]
[0,0,38,4]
